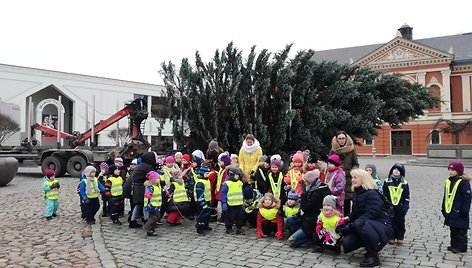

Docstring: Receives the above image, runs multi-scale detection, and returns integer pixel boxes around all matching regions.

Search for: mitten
[337,218,345,226]
[257,229,263,239]
[275,231,283,240]
[83,197,90,204]
[402,203,409,215]
[144,191,152,199]
[222,203,228,212]
[335,223,352,236]
[55,182,60,189]
[315,224,322,234]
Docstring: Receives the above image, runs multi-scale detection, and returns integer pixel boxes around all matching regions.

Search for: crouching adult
[336,169,393,267]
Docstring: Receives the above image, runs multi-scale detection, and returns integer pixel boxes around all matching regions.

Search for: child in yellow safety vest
[165,168,190,225]
[313,195,344,253]
[284,190,301,235]
[382,163,410,245]
[79,166,106,225]
[194,166,213,235]
[284,151,305,197]
[257,193,284,240]
[221,166,245,235]
[441,161,471,253]
[43,169,60,220]
[106,165,124,225]
[143,171,162,237]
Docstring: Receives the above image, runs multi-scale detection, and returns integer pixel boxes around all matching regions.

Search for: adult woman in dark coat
[129,152,157,228]
[330,130,359,216]
[288,169,331,248]
[337,169,393,267]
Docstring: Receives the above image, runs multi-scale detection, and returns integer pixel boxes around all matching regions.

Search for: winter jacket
[255,166,270,194]
[441,176,471,229]
[132,152,156,204]
[300,181,331,236]
[284,167,304,197]
[239,140,263,184]
[165,179,190,214]
[330,135,359,200]
[346,188,393,253]
[382,175,410,215]
[325,167,346,210]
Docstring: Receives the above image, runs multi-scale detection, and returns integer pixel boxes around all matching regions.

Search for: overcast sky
[0,0,471,85]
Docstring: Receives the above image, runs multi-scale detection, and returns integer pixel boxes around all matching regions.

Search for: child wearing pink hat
[284,151,305,197]
[325,154,346,214]
[143,171,163,236]
[43,169,60,220]
[442,161,471,253]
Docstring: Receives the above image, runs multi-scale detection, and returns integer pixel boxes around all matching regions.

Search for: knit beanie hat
[220,153,231,167]
[260,155,268,163]
[271,154,282,163]
[99,162,109,171]
[108,165,118,176]
[82,165,96,178]
[302,150,311,163]
[114,157,123,164]
[292,151,304,163]
[327,154,342,166]
[323,195,337,209]
[165,156,175,164]
[231,154,238,161]
[174,152,183,158]
[192,150,206,161]
[209,140,219,150]
[146,171,160,183]
[304,169,321,183]
[448,161,464,176]
[182,154,191,162]
[287,190,299,202]
[270,159,282,169]
[45,169,55,178]
[169,168,180,178]
[131,158,138,165]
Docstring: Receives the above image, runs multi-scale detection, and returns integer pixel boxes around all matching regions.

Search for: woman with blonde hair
[336,169,392,267]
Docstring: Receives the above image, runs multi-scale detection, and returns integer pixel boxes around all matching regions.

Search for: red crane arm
[33,123,75,139]
[71,106,132,147]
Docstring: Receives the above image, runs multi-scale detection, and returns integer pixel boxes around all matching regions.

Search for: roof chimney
[398,24,413,40]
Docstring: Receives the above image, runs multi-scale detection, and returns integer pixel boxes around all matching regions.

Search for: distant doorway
[391,130,412,155]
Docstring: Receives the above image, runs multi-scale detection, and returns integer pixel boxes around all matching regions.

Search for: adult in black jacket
[129,152,157,228]
[337,169,393,267]
[441,161,471,253]
[288,169,330,248]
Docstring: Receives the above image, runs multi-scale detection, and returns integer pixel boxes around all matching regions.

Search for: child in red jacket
[257,193,283,240]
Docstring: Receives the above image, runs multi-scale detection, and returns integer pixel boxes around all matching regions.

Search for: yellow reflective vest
[225,180,243,206]
[259,207,278,220]
[194,178,211,202]
[444,178,462,214]
[108,176,123,197]
[84,178,100,198]
[145,184,162,208]
[172,181,188,203]
[44,180,59,200]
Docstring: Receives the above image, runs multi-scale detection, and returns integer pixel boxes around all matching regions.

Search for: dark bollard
[0,157,19,186]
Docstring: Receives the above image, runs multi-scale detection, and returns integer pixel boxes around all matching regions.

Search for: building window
[133,94,148,102]
[151,96,169,118]
[364,136,373,146]
[430,130,440,144]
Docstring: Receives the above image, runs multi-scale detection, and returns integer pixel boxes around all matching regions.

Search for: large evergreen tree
[160,43,439,158]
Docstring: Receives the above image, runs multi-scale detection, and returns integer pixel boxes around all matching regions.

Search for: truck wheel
[42,156,66,177]
[67,155,87,178]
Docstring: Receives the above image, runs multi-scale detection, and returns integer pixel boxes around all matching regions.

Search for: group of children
[42,149,471,254]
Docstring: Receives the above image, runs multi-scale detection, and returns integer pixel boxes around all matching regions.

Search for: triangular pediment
[355,37,453,67]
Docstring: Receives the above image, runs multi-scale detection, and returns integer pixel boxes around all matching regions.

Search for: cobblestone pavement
[1,157,472,267]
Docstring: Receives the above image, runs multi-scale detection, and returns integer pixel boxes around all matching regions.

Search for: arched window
[430,130,440,144]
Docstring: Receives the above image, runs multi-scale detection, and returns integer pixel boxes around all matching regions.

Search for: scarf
[331,134,355,155]
[241,138,261,154]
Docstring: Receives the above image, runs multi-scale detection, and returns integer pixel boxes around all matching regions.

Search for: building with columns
[314,25,472,156]
[0,63,177,151]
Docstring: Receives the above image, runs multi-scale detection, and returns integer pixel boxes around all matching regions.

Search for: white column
[462,75,471,112]
[417,72,426,85]
[441,70,452,113]
[147,96,152,117]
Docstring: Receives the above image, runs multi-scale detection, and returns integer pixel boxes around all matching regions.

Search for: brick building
[314,25,472,156]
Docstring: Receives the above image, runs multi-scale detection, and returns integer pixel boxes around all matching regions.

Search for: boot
[311,245,323,253]
[360,255,380,267]
[226,229,235,235]
[129,221,142,228]
[147,231,157,237]
[197,229,206,235]
[236,228,245,235]
[113,219,122,225]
